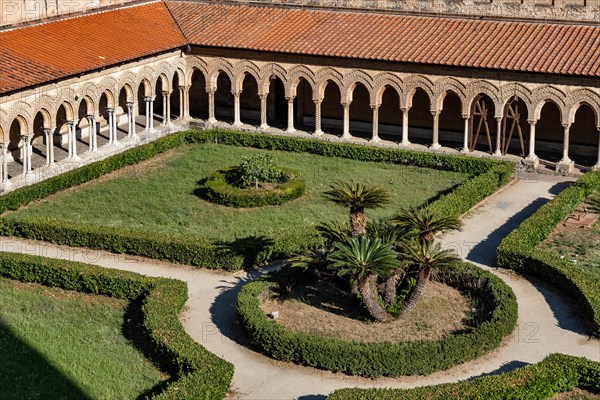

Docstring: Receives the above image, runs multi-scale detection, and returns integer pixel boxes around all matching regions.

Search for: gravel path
[1,171,598,399]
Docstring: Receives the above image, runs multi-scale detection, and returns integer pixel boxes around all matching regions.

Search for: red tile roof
[0,0,598,96]
[0,1,186,94]
[168,1,600,77]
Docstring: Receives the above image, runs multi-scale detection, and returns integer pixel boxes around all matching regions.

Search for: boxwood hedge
[0,251,234,399]
[236,261,517,378]
[497,171,600,336]
[0,129,513,271]
[201,166,306,207]
[327,353,600,400]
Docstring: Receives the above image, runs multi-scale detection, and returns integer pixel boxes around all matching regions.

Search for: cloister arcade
[1,54,599,189]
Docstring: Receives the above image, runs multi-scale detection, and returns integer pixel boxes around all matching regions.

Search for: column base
[493,150,503,157]
[369,137,381,144]
[313,129,323,137]
[207,117,217,125]
[430,143,441,150]
[593,163,600,172]
[556,159,574,175]
[285,128,296,134]
[460,147,470,154]
[68,155,81,162]
[523,156,539,173]
[341,133,352,140]
[400,140,411,147]
[232,122,243,128]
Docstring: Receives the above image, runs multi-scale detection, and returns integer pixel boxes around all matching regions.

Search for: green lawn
[12,143,470,240]
[0,277,165,400]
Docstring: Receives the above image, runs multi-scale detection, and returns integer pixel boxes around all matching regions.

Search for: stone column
[259,93,269,130]
[431,110,441,149]
[286,96,296,133]
[86,116,94,152]
[233,91,242,127]
[460,114,470,153]
[162,91,171,126]
[20,135,30,177]
[527,120,538,160]
[313,98,323,136]
[207,88,217,124]
[341,101,351,139]
[178,85,190,120]
[594,127,600,171]
[556,123,574,174]
[370,104,380,143]
[149,96,155,131]
[89,116,98,152]
[1,143,9,184]
[400,107,410,146]
[43,128,54,165]
[107,108,115,145]
[68,121,79,160]
[494,116,503,156]
[144,97,150,131]
[126,103,135,138]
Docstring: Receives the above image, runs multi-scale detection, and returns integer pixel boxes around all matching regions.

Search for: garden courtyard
[0,131,597,399]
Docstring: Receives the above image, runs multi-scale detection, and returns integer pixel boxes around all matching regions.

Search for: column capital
[205,87,216,95]
[562,123,571,130]
[144,96,156,102]
[162,90,172,97]
[106,108,115,114]
[43,127,54,135]
[527,119,537,126]
[461,113,470,120]
[285,96,295,102]
[312,96,323,104]
[430,109,440,117]
[86,114,95,120]
[178,84,190,90]
[126,102,134,109]
[340,101,351,108]
[495,115,503,122]
[400,106,410,113]
[66,119,77,126]
[231,90,242,97]
[370,103,381,110]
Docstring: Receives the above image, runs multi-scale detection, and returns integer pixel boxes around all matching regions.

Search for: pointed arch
[342,70,375,104]
[373,72,403,106]
[404,75,435,109]
[118,71,139,93]
[287,65,317,97]
[6,102,34,131]
[233,60,261,93]
[467,80,502,116]
[567,88,600,126]
[186,57,209,86]
[532,85,568,122]
[434,77,468,113]
[315,67,343,99]
[258,62,287,96]
[207,58,235,89]
[32,95,58,126]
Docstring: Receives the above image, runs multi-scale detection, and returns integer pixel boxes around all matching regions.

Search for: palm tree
[390,206,462,243]
[399,240,459,315]
[323,182,391,236]
[328,236,399,322]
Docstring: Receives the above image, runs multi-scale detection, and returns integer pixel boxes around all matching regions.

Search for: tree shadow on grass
[214,235,276,269]
[468,360,530,380]
[121,298,176,400]
[0,318,92,400]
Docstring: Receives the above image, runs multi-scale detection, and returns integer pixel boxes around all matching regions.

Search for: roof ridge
[0,0,162,33]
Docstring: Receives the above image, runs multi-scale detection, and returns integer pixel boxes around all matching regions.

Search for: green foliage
[0,129,512,272]
[237,260,517,378]
[327,354,600,399]
[323,181,392,211]
[497,171,600,336]
[237,152,283,188]
[400,240,460,274]
[201,167,305,208]
[328,236,400,283]
[391,206,462,243]
[0,252,234,400]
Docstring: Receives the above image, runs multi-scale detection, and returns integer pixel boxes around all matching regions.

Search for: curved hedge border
[237,261,517,378]
[497,171,600,336]
[0,251,233,399]
[0,129,513,271]
[202,167,306,207]
[328,353,600,400]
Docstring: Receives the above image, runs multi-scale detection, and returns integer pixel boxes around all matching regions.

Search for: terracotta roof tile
[0,1,186,94]
[168,1,600,77]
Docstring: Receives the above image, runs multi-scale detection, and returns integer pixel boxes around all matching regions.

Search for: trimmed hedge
[0,129,513,271]
[327,353,600,400]
[0,251,234,399]
[202,166,306,207]
[497,171,600,336]
[237,261,517,378]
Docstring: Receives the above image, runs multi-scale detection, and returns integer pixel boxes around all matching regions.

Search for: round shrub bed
[201,167,306,208]
[237,261,517,378]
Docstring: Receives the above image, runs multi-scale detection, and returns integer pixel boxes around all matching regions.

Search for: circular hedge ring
[201,166,306,208]
[237,261,517,378]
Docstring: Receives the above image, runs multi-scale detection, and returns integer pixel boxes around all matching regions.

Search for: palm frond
[323,181,391,210]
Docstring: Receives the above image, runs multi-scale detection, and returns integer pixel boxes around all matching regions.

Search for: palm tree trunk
[358,274,391,322]
[350,209,367,236]
[383,271,404,305]
[401,269,430,316]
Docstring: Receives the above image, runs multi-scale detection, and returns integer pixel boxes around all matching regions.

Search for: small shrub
[236,153,284,188]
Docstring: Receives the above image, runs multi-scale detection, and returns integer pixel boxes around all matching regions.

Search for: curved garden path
[1,172,598,399]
